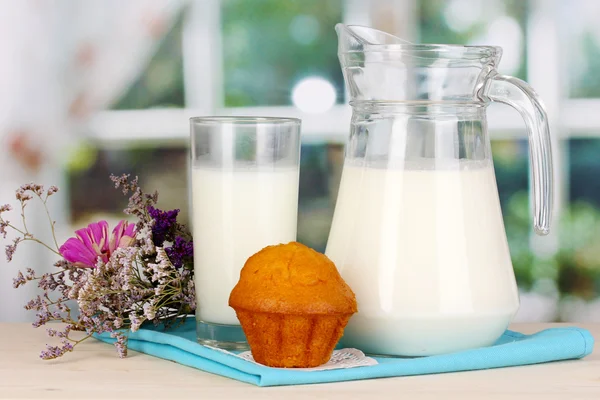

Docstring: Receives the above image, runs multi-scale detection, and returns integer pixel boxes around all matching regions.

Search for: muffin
[228,242,357,368]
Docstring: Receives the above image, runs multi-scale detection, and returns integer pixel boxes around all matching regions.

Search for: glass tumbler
[190,116,301,349]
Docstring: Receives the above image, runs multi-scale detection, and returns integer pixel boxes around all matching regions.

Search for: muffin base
[234,310,352,368]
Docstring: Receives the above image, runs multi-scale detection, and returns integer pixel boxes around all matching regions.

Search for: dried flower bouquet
[0,175,195,359]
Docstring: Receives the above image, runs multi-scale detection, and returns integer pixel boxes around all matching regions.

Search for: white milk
[325,160,519,356]
[192,166,299,325]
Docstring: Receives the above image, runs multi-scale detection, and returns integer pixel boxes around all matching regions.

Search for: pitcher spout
[335,24,411,54]
[335,24,501,104]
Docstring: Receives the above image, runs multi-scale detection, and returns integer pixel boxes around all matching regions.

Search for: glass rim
[350,99,488,110]
[190,116,301,125]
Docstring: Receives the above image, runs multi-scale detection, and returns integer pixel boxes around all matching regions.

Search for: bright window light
[291,77,336,114]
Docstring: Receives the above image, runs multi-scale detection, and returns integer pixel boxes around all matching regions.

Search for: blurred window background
[29,0,600,322]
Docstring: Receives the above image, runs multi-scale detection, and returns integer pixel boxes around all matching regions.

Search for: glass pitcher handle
[485,72,553,236]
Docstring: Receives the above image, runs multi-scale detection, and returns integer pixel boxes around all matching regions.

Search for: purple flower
[110,332,128,358]
[0,204,11,239]
[40,340,74,360]
[59,220,135,268]
[5,237,22,262]
[12,271,26,288]
[147,206,179,246]
[165,236,193,269]
[47,186,59,196]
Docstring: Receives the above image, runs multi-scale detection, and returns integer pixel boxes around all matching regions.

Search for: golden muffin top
[229,242,357,315]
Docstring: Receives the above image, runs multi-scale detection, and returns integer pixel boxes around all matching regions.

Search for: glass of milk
[190,116,301,349]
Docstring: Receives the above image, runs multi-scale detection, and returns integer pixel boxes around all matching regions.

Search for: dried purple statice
[165,236,193,269]
[147,206,179,246]
[12,271,26,288]
[0,204,11,239]
[111,332,128,358]
[1,183,62,259]
[110,174,158,228]
[40,340,75,360]
[46,186,59,197]
[5,237,22,262]
[15,191,33,204]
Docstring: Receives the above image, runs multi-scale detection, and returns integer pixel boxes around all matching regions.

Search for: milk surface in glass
[325,159,519,356]
[192,166,299,325]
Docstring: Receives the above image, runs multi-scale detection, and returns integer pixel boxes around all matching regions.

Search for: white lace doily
[207,346,378,371]
[239,348,378,371]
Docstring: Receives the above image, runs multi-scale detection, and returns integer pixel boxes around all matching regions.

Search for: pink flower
[59,220,135,268]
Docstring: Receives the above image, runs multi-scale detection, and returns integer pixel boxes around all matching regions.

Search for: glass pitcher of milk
[325,25,553,356]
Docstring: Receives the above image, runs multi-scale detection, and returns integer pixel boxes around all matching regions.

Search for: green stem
[38,194,60,251]
[44,294,57,305]
[22,237,61,256]
[5,222,60,256]
[6,222,27,237]
[66,333,93,345]
[28,270,64,282]
[20,203,29,236]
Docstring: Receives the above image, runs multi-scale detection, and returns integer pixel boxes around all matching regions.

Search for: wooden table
[0,323,598,399]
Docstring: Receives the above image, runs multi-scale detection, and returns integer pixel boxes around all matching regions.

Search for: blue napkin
[95,318,594,387]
